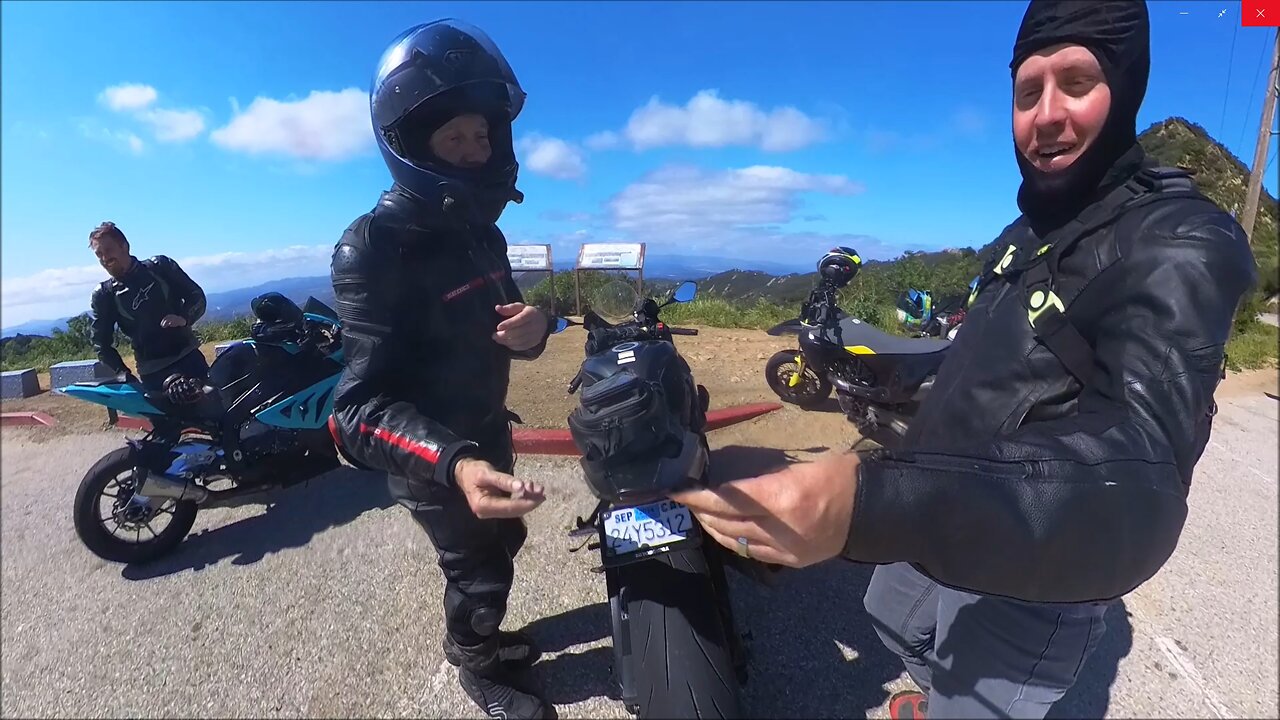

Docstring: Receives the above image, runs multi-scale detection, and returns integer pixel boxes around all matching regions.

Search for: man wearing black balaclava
[667,1,1258,718]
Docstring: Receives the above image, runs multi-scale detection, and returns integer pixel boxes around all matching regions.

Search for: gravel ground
[1,388,1276,719]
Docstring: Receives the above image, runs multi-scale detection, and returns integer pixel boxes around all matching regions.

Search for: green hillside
[1138,116,1279,315]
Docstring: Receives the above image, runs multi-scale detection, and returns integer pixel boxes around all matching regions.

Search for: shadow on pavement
[121,467,395,581]
[709,444,811,483]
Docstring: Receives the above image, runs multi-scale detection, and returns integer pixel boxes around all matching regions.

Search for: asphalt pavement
[1,389,1276,718]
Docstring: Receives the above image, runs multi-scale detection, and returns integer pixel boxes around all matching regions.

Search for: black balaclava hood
[1010,0,1151,231]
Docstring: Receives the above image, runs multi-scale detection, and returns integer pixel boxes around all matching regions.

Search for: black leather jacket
[329,188,552,487]
[89,255,207,376]
[844,162,1258,604]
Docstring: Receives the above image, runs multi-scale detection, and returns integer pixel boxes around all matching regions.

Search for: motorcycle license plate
[601,500,699,559]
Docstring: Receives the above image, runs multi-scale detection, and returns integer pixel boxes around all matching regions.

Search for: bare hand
[493,303,547,352]
[160,314,187,328]
[454,457,546,519]
[670,451,861,568]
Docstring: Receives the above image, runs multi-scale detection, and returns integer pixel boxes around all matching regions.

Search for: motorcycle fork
[789,352,808,387]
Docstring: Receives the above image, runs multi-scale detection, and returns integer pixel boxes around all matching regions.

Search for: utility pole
[1241,26,1280,245]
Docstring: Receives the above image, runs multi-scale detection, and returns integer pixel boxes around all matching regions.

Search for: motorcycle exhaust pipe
[138,471,210,503]
[828,374,890,402]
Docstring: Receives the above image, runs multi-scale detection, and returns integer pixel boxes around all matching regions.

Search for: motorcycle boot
[443,628,541,670]
[450,634,551,720]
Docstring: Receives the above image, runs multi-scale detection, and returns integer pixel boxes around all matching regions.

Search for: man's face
[429,113,492,168]
[91,237,131,278]
[1013,43,1112,174]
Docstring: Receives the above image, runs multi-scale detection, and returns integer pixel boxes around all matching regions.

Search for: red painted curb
[1,411,57,427]
[22,402,783,458]
[704,402,783,431]
[514,429,580,456]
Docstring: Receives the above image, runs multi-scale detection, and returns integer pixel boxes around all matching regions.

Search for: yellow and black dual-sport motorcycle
[765,276,951,445]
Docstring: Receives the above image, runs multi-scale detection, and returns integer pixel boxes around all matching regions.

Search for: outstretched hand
[493,303,548,352]
[454,457,546,519]
[670,451,861,568]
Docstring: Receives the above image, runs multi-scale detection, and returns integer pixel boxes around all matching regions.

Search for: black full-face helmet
[370,19,526,223]
[818,246,862,288]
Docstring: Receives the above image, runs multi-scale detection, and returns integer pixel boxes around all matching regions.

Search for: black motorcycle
[553,280,759,719]
[764,277,951,445]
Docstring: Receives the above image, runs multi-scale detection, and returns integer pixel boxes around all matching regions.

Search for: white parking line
[1155,636,1235,719]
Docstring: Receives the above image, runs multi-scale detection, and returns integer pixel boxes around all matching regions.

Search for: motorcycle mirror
[552,317,581,334]
[673,281,697,303]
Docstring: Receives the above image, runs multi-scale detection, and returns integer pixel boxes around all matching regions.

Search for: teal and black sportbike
[58,293,346,564]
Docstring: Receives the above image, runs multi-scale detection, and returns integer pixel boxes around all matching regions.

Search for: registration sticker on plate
[602,500,698,557]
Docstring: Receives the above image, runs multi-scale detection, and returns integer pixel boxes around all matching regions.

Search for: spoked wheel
[72,447,198,564]
[765,350,831,408]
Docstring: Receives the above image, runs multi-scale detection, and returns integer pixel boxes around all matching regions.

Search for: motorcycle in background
[58,293,346,564]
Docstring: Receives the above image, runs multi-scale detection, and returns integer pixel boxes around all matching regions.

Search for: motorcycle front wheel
[765,350,832,409]
[72,447,199,564]
[611,546,742,718]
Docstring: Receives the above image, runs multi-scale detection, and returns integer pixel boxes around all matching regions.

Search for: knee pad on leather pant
[470,606,501,636]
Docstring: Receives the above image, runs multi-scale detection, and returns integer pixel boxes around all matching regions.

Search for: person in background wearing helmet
[328,20,555,720]
[671,1,1256,718]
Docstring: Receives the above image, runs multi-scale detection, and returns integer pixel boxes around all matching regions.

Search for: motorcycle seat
[833,317,951,355]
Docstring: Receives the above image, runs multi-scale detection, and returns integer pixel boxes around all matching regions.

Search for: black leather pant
[387,418,528,649]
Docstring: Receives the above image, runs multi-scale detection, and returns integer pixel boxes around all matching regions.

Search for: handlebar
[668,327,698,336]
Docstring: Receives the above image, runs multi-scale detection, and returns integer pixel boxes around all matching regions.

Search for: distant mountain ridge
[0,253,826,338]
[9,115,1269,339]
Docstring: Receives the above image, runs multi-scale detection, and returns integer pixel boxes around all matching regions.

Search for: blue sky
[2,0,1277,328]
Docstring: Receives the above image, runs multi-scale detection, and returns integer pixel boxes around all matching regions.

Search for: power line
[1220,19,1240,138]
[1239,33,1271,151]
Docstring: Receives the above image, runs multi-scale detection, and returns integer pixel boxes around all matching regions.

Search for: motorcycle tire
[765,350,831,409]
[73,447,199,564]
[612,546,742,719]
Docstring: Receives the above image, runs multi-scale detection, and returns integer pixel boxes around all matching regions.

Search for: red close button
[1243,0,1280,26]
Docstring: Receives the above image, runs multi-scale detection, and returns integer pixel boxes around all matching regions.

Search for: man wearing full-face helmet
[329,19,554,719]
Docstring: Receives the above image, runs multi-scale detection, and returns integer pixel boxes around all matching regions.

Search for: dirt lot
[3,327,1274,460]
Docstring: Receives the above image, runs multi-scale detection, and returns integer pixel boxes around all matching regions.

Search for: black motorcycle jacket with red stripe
[89,255,208,376]
[329,187,553,486]
[842,159,1257,604]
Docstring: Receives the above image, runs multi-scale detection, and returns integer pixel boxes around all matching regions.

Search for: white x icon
[1258,8,1267,17]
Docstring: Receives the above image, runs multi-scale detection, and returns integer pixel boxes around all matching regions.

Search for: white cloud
[517,134,587,180]
[79,121,146,155]
[96,83,206,144]
[620,90,828,152]
[598,164,889,259]
[138,108,206,142]
[209,88,372,162]
[99,83,158,111]
[609,165,862,233]
[584,131,621,150]
[1,245,335,327]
